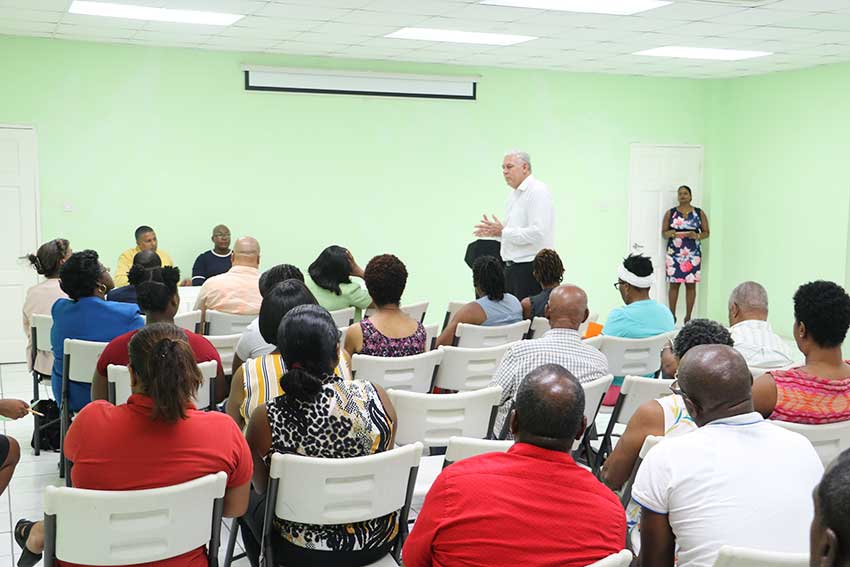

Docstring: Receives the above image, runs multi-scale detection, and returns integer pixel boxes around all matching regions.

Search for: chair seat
[412,455,444,512]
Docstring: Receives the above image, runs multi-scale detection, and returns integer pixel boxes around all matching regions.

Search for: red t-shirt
[62,395,252,567]
[96,328,222,377]
[403,443,626,567]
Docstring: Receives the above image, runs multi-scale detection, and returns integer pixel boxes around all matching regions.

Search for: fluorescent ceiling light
[634,46,772,61]
[480,0,672,16]
[386,27,536,46]
[69,0,243,26]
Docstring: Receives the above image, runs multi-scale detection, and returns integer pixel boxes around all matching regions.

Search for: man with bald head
[190,224,233,286]
[728,281,794,368]
[194,236,262,315]
[634,345,823,567]
[490,284,608,437]
[404,364,625,567]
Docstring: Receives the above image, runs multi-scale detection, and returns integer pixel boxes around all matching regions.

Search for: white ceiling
[3,0,850,78]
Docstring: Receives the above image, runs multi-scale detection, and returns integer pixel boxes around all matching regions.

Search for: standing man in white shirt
[474,150,555,300]
[727,281,794,368]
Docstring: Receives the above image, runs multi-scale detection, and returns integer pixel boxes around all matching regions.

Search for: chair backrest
[367,301,429,324]
[616,376,676,426]
[107,361,217,409]
[350,350,443,393]
[329,307,355,328]
[194,360,218,410]
[174,310,202,334]
[528,316,550,339]
[455,320,531,348]
[592,333,672,376]
[424,323,438,351]
[442,300,468,330]
[578,311,600,337]
[574,374,616,450]
[444,436,513,466]
[204,310,255,336]
[748,363,797,378]
[176,286,201,314]
[268,443,423,526]
[43,472,227,567]
[205,333,240,375]
[712,545,808,567]
[63,339,109,383]
[772,420,850,466]
[586,549,634,567]
[433,344,510,391]
[388,386,502,449]
[31,313,54,353]
[619,434,663,507]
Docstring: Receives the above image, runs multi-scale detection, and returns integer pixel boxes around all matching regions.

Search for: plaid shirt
[490,328,609,437]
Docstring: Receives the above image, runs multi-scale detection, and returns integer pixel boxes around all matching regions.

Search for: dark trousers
[505,261,541,301]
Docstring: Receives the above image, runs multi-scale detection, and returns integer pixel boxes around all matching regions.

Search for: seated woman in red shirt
[91,266,226,403]
[14,323,252,567]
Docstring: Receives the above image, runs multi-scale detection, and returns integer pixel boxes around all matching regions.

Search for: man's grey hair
[505,150,532,172]
[729,281,769,312]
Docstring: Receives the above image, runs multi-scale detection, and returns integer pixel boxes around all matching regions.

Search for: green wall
[0,35,708,324]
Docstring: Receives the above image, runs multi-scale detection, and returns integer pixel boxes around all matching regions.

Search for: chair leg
[59,404,68,482]
[223,518,239,567]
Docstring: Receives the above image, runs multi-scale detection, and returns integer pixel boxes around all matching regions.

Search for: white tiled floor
[0,363,251,567]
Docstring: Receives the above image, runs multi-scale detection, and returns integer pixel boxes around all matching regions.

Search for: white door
[0,126,40,364]
[627,144,704,320]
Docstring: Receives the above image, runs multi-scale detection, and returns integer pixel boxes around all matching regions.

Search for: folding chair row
[365,301,429,323]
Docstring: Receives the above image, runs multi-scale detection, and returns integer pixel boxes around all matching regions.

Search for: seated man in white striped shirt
[490,284,608,438]
[728,281,794,369]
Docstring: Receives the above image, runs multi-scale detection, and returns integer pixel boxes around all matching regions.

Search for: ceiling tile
[160,0,265,14]
[766,0,850,11]
[648,1,749,22]
[255,3,354,21]
[0,0,67,10]
[0,7,61,23]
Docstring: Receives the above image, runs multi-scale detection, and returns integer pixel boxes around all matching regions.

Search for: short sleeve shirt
[306,276,372,318]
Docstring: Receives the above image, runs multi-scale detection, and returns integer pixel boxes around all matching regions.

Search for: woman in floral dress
[662,185,710,323]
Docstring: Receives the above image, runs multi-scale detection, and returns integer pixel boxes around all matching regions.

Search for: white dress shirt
[729,319,795,369]
[500,174,555,263]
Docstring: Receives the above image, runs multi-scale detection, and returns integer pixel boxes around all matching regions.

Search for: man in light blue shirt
[603,254,675,339]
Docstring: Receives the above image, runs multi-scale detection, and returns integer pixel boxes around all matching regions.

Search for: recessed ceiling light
[69,0,243,26]
[386,27,536,46]
[480,0,672,16]
[634,46,772,60]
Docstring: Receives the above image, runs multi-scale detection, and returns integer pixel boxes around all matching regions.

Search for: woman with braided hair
[521,248,564,319]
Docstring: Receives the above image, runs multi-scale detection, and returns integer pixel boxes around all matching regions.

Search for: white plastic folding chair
[748,363,797,378]
[772,420,850,466]
[593,376,675,473]
[107,360,217,410]
[42,472,227,567]
[454,320,531,348]
[174,310,203,334]
[433,344,510,391]
[351,350,443,393]
[444,437,513,467]
[30,314,55,455]
[61,339,109,485]
[527,316,550,339]
[366,301,429,324]
[329,307,355,328]
[259,444,424,567]
[573,375,616,457]
[176,286,201,314]
[578,312,600,338]
[205,333,240,377]
[424,323,438,351]
[586,549,633,567]
[589,333,672,376]
[204,310,255,336]
[441,300,467,331]
[712,545,808,567]
[619,435,663,508]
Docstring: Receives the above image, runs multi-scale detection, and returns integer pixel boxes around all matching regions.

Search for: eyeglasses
[613,281,622,290]
[670,375,688,400]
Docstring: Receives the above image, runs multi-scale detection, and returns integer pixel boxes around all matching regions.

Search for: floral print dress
[665,207,702,284]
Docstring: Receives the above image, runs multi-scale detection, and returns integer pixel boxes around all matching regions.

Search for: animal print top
[264,375,396,551]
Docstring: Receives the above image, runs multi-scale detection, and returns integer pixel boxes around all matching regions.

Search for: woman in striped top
[753,281,850,424]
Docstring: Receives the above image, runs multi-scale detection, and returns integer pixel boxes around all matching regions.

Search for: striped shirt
[729,319,795,369]
[490,328,609,437]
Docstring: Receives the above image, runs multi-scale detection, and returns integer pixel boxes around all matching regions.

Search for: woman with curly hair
[92,266,226,403]
[50,250,144,412]
[752,280,850,424]
[344,254,426,362]
[521,248,564,319]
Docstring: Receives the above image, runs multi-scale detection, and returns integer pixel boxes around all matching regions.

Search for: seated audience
[194,236,262,315]
[232,263,304,375]
[0,398,29,497]
[106,250,161,305]
[93,266,226,403]
[436,255,522,347]
[191,224,233,286]
[491,285,608,438]
[114,225,173,287]
[344,254,425,363]
[521,248,564,319]
[602,254,675,404]
[810,448,850,567]
[753,280,850,424]
[225,279,319,430]
[23,238,70,376]
[242,305,397,566]
[728,281,794,368]
[306,245,372,319]
[602,319,734,491]
[404,364,626,567]
[14,323,251,567]
[51,250,144,412]
[634,345,823,567]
